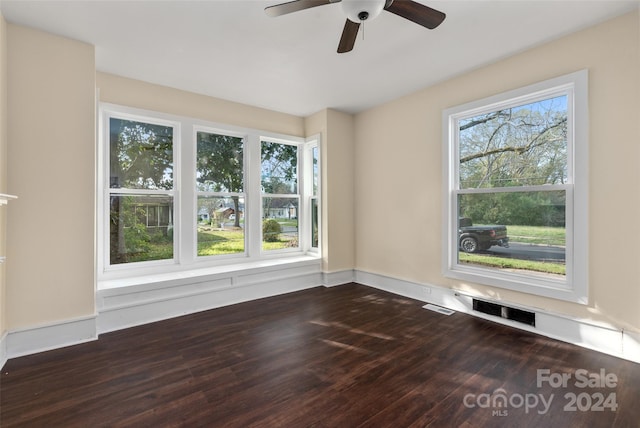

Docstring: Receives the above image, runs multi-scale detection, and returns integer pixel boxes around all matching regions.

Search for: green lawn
[129,224,564,273]
[506,225,565,246]
[123,228,274,261]
[197,229,245,256]
[459,252,566,275]
[128,224,298,261]
[196,227,296,255]
[460,224,566,275]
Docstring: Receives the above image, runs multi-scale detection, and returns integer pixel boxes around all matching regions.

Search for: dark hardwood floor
[1,283,639,427]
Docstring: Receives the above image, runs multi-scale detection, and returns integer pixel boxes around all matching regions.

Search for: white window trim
[259,137,303,256]
[192,125,249,262]
[304,136,321,254]
[97,103,320,284]
[442,70,589,304]
[97,107,183,277]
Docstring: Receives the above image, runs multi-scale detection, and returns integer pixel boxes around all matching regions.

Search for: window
[310,145,320,249]
[108,116,177,265]
[261,140,299,251]
[196,130,245,258]
[99,105,320,279]
[443,70,588,303]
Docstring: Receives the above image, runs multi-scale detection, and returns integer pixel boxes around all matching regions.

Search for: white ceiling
[1,0,638,117]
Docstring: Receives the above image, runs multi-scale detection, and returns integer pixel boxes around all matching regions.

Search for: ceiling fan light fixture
[265,0,445,54]
[341,0,385,23]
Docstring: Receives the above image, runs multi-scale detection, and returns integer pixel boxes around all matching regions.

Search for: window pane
[311,197,318,248]
[261,141,297,194]
[109,194,174,264]
[459,95,567,189]
[262,197,299,250]
[197,196,245,256]
[196,132,244,192]
[457,191,566,277]
[312,146,319,196]
[109,118,173,190]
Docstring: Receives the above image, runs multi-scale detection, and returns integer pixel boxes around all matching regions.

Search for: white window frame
[193,125,248,262]
[260,137,303,255]
[304,137,321,254]
[442,70,589,304]
[97,107,181,276]
[98,103,320,281]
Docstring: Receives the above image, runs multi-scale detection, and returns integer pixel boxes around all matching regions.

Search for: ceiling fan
[265,0,445,53]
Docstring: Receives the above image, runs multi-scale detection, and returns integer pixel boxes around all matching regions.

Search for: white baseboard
[5,316,97,361]
[354,269,640,364]
[4,266,637,367]
[97,259,325,334]
[323,269,354,287]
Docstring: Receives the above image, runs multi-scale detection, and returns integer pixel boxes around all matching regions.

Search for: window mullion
[457,184,570,195]
[178,122,195,265]
[246,134,262,257]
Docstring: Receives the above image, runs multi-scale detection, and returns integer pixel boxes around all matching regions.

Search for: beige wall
[305,109,355,273]
[0,13,7,337]
[324,109,355,273]
[6,25,96,329]
[97,73,305,138]
[354,11,640,332]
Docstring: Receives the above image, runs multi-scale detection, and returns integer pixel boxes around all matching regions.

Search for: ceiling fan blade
[265,0,335,17]
[384,0,445,29]
[337,19,360,53]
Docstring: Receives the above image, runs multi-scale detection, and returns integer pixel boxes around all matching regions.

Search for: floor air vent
[423,304,455,316]
[472,299,535,327]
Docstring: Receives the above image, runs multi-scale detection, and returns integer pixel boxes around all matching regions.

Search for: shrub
[262,219,281,242]
[285,236,299,248]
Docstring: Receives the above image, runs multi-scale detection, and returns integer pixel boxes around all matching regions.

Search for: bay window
[98,104,320,280]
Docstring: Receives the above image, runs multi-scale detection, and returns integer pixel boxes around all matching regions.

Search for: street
[486,242,565,262]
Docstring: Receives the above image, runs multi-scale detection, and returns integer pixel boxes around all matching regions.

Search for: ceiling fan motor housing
[342,0,385,23]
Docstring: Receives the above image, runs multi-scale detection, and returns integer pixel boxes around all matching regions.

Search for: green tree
[110,118,173,189]
[261,142,298,218]
[458,96,568,226]
[261,142,297,194]
[459,96,567,189]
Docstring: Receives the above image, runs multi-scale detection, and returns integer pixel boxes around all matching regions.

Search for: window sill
[96,254,323,334]
[444,265,586,304]
[97,254,321,291]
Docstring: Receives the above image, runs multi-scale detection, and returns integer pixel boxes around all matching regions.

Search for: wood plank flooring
[1,283,639,427]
